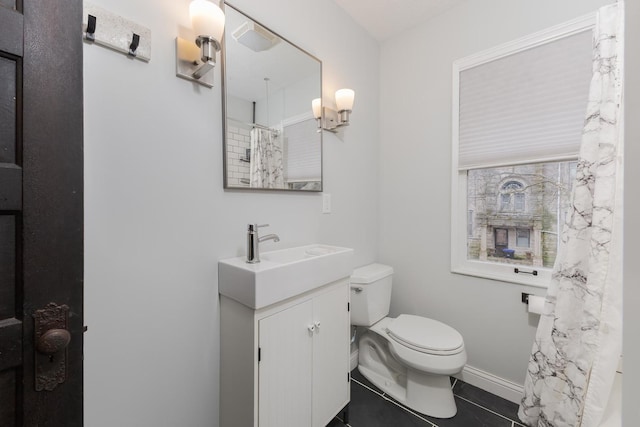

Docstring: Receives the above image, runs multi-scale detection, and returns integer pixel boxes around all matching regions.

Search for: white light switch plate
[322,193,331,214]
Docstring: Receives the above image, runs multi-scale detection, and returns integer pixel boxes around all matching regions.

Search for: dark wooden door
[494,228,508,255]
[0,0,83,425]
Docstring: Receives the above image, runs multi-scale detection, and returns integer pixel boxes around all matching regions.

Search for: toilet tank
[350,263,394,326]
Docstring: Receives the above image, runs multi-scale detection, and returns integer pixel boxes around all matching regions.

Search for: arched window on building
[499,180,525,212]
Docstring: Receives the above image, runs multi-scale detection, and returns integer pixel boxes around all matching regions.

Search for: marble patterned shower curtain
[518,3,624,427]
[249,127,284,189]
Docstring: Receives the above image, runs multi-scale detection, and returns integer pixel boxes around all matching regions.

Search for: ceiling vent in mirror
[232,21,279,52]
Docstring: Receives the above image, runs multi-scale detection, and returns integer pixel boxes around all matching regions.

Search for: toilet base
[358,364,457,418]
[406,369,457,418]
[358,330,459,418]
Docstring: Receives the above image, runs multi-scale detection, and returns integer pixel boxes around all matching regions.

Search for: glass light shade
[335,88,355,112]
[176,37,202,62]
[190,0,225,42]
[312,98,322,119]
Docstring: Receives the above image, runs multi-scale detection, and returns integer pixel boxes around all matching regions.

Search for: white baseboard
[454,365,524,404]
[351,345,522,404]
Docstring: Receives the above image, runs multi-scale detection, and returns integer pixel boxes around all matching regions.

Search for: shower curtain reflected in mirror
[249,127,284,189]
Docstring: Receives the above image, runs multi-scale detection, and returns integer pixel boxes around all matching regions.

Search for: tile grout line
[353,376,526,427]
[378,394,439,427]
[451,378,458,389]
[333,414,353,427]
[351,378,439,427]
[351,378,385,398]
[453,394,522,426]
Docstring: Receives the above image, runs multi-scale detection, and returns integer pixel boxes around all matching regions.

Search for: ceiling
[333,0,467,42]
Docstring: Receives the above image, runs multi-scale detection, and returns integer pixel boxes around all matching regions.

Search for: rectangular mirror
[222,3,323,191]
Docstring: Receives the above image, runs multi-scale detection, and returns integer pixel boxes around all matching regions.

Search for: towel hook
[128,33,140,57]
[85,14,97,42]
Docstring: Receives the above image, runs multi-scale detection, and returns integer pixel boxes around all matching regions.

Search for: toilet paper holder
[522,292,545,315]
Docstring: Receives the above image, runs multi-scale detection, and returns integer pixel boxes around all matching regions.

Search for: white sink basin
[219,244,354,309]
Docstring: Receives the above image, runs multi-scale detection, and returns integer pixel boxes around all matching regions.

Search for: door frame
[21,0,84,424]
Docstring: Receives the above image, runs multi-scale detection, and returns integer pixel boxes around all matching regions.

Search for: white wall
[83,0,379,425]
[83,0,638,423]
[379,0,611,388]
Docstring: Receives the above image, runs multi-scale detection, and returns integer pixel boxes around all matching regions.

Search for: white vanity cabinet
[220,278,351,427]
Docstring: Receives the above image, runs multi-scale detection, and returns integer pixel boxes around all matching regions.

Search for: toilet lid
[386,315,464,356]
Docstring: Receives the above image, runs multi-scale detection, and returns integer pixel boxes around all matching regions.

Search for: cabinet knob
[314,321,321,330]
[307,324,315,332]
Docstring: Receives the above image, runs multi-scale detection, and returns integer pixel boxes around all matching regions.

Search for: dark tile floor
[327,369,526,427]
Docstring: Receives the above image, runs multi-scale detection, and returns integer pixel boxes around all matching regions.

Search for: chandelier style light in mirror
[176,0,225,88]
[312,88,355,132]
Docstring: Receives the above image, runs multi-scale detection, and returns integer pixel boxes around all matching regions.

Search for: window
[282,113,322,188]
[499,181,525,212]
[500,193,511,211]
[451,15,594,287]
[503,181,523,191]
[514,193,525,212]
[466,161,576,266]
[516,229,530,248]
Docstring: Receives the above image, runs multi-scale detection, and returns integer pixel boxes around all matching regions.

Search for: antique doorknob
[33,303,71,391]
[36,328,71,355]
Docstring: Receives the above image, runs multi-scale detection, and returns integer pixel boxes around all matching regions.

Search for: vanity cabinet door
[258,299,314,427]
[312,284,351,427]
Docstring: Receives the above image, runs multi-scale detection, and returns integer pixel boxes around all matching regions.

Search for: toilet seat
[386,314,464,356]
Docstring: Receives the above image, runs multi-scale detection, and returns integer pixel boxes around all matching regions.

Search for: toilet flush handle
[351,286,363,293]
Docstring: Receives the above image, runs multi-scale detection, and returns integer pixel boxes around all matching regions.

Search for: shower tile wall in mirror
[222,3,323,191]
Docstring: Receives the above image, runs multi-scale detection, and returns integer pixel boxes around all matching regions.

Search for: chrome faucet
[246,223,280,264]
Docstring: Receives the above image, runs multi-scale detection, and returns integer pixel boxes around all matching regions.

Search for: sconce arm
[192,60,215,80]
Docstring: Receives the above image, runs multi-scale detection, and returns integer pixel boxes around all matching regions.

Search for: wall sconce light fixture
[312,88,355,132]
[312,98,323,130]
[176,0,225,88]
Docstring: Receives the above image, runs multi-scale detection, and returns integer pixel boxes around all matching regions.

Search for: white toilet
[351,263,467,418]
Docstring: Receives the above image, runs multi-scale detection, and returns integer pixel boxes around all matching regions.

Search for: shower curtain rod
[228,117,279,134]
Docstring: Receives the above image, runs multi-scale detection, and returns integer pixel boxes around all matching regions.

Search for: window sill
[451,261,551,288]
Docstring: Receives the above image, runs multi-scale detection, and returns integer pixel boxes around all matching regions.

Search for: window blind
[458,30,593,170]
[284,118,321,181]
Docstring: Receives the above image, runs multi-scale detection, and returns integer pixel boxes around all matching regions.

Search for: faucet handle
[248,223,269,232]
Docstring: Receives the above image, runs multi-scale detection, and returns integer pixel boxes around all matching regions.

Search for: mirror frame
[221,2,323,192]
